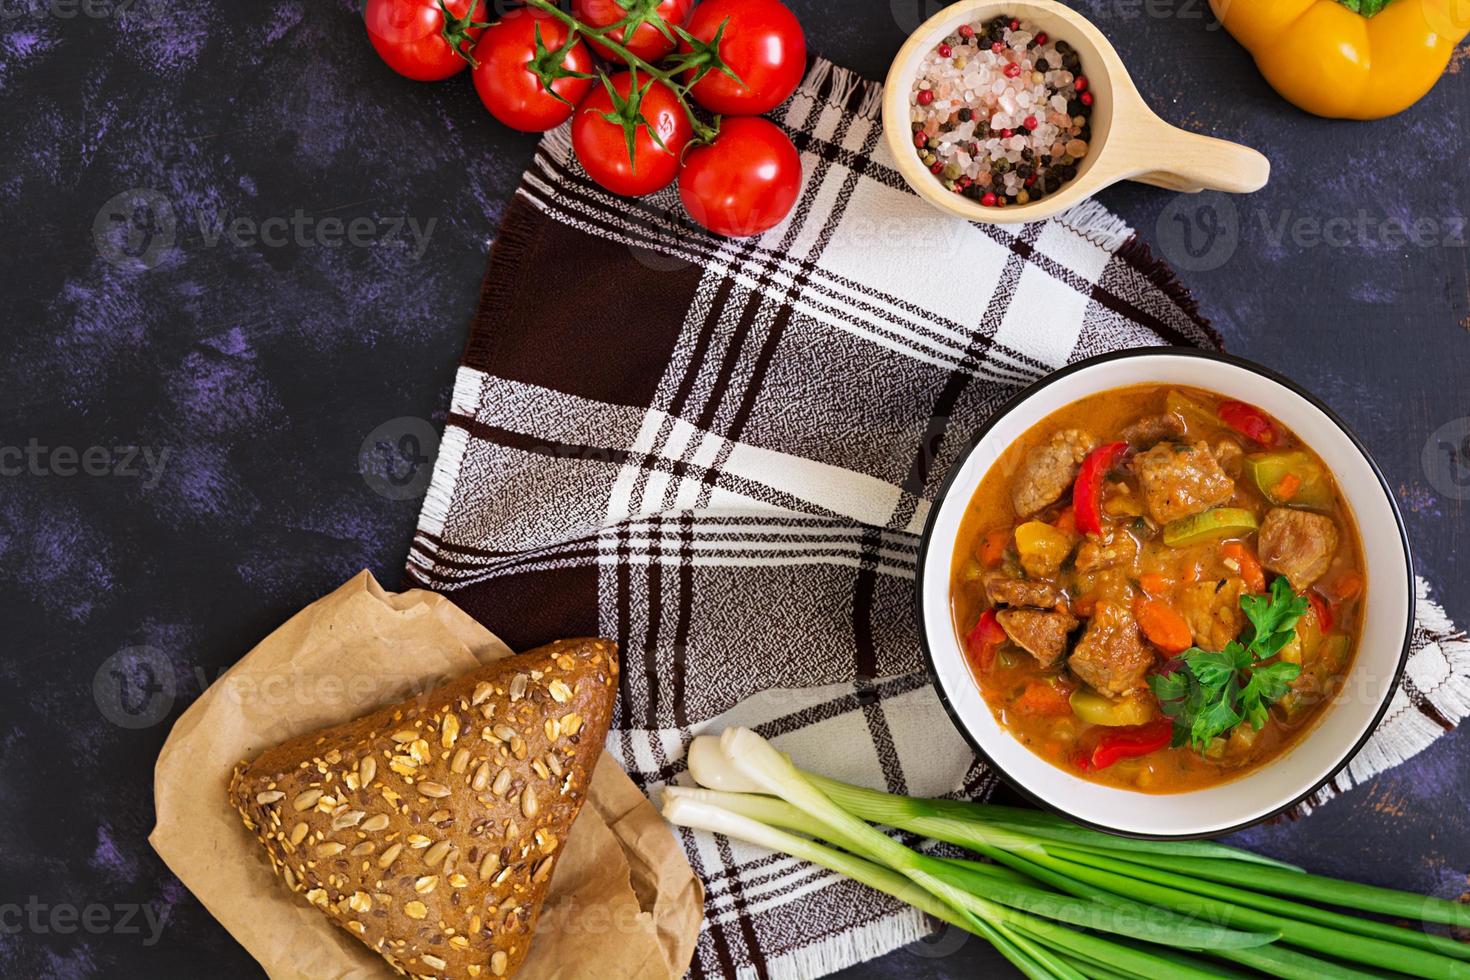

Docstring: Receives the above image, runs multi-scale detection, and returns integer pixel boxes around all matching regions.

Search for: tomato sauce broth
[949,384,1365,793]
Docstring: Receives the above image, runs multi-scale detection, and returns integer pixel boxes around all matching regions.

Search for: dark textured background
[1,0,1467,976]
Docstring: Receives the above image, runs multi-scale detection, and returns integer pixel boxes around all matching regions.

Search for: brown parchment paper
[149,570,703,980]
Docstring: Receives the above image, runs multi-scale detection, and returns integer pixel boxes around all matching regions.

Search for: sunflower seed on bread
[228,638,619,980]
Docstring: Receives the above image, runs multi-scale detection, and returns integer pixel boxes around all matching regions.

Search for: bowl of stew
[916,348,1413,838]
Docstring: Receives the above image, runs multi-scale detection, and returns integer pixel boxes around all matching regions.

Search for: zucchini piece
[1243,451,1334,509]
[1165,390,1221,436]
[1161,508,1259,548]
[1318,633,1351,671]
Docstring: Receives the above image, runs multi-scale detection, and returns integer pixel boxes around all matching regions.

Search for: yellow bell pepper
[1210,0,1470,119]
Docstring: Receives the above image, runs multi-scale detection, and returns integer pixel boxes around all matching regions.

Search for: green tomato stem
[521,0,717,143]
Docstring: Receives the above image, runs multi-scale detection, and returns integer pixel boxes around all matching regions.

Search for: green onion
[1096,848,1470,930]
[1043,847,1470,980]
[672,730,1470,980]
[707,730,1042,970]
[662,794,1063,980]
[697,733,1217,979]
[808,772,1295,868]
[666,785,1263,949]
[1209,942,1388,980]
[1087,847,1470,960]
[934,800,1302,870]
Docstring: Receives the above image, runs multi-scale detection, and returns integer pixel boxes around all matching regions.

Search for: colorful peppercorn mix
[909,15,1094,208]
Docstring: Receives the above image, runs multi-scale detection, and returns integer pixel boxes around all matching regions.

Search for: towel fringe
[1055,199,1134,251]
[1113,232,1224,350]
[537,121,574,166]
[795,56,884,119]
[796,56,834,100]
[418,407,471,537]
[1294,575,1470,818]
[856,78,885,119]
[755,909,933,980]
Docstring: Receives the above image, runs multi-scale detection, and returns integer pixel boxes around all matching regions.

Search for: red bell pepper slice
[1077,718,1173,771]
[965,609,1007,673]
[1072,442,1128,538]
[1308,591,1334,633]
[1217,400,1278,447]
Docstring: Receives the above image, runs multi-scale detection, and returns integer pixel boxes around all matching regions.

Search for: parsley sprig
[1148,577,1308,752]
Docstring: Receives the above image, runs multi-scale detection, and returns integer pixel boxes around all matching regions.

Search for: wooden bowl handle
[1126,116,1271,195]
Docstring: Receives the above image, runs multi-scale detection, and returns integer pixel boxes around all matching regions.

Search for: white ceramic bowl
[916,349,1413,838]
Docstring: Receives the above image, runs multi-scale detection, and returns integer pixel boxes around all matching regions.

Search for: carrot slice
[1221,541,1266,594]
[978,528,1011,568]
[1133,597,1194,654]
[1015,681,1074,717]
[1053,506,1077,536]
[1272,472,1303,501]
[1323,570,1363,603]
[1138,573,1174,597]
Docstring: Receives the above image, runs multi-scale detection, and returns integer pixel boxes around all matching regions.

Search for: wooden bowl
[883,0,1271,223]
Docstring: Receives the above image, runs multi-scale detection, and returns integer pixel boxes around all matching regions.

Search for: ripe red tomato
[471,10,595,132]
[680,0,806,115]
[365,0,487,81]
[679,118,802,237]
[571,0,693,63]
[572,73,693,196]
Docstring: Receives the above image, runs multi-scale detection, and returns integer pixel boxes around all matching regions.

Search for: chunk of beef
[1074,533,1138,574]
[997,608,1079,669]
[1258,508,1339,590]
[1068,600,1155,697]
[984,575,1060,609]
[1212,439,1244,474]
[1011,429,1097,517]
[1132,441,1235,524]
[1178,577,1245,651]
[1121,413,1186,448]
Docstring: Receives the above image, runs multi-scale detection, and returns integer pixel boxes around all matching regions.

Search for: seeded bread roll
[229,638,619,979]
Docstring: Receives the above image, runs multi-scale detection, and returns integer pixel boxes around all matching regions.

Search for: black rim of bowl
[913,346,1416,841]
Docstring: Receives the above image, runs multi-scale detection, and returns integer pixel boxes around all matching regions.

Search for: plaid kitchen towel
[405,57,1470,980]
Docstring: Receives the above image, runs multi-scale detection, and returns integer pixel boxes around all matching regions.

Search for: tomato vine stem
[521,0,723,143]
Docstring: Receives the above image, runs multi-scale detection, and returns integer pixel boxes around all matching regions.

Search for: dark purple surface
[0,1,1467,977]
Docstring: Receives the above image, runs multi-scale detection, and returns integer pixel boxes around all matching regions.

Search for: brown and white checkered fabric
[406,58,1468,980]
